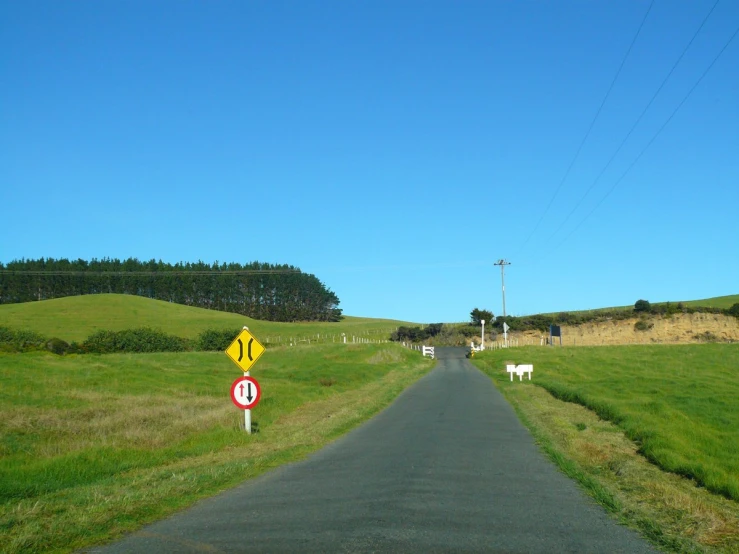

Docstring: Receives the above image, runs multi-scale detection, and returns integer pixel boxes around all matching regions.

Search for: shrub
[390,324,446,343]
[0,326,14,343]
[81,327,192,353]
[197,328,242,351]
[13,329,47,349]
[457,325,482,338]
[557,312,581,325]
[45,338,70,355]
[67,342,86,354]
[634,320,653,332]
[634,299,651,313]
[0,326,47,352]
[470,308,494,326]
[727,303,739,318]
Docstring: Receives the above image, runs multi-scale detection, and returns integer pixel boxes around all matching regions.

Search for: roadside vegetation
[0,343,434,553]
[473,344,739,553]
[494,298,738,335]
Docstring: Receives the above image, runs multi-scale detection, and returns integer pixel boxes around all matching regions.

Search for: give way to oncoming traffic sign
[230,376,261,410]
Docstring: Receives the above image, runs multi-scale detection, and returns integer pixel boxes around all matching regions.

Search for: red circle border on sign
[230,376,261,410]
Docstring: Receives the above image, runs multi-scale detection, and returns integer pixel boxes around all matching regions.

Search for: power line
[554,22,739,250]
[307,261,491,273]
[513,0,655,257]
[545,0,720,243]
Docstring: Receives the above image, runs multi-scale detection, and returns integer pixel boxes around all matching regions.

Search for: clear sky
[1,1,737,323]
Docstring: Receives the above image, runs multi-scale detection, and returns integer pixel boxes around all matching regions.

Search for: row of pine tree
[0,258,342,322]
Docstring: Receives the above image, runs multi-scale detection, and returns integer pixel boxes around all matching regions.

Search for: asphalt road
[85,348,657,553]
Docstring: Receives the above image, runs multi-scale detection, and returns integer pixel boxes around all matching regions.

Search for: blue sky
[1,1,737,323]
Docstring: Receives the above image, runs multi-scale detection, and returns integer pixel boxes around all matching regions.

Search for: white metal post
[244,370,251,434]
[481,319,485,351]
[242,326,251,434]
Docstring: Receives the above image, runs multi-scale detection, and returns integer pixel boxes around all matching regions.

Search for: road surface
[85,347,656,553]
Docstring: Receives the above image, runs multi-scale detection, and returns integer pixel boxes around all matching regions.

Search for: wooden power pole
[494,259,511,317]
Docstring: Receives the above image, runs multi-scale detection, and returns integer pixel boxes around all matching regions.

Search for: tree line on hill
[0,258,342,322]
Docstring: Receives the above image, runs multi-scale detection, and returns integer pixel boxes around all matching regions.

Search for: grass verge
[473,345,739,553]
[0,343,434,553]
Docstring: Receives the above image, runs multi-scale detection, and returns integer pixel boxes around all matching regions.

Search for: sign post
[549,325,562,347]
[244,371,250,433]
[225,327,266,433]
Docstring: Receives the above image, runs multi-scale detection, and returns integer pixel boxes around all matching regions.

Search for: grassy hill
[681,294,739,309]
[0,294,415,343]
[543,294,739,316]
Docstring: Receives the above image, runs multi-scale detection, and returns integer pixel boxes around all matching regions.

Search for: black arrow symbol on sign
[248,338,254,361]
[237,339,243,362]
[246,383,253,402]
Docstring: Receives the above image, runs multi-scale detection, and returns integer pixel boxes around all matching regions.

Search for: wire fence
[261,327,395,347]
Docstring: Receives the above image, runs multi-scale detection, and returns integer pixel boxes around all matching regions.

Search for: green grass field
[682,294,739,309]
[473,344,739,502]
[530,294,738,317]
[0,343,434,553]
[0,294,414,343]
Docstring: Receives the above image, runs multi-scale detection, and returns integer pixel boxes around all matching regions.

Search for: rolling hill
[542,294,739,316]
[0,294,414,343]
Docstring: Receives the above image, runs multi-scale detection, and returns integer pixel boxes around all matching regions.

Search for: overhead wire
[545,0,721,243]
[512,0,656,258]
[553,22,739,250]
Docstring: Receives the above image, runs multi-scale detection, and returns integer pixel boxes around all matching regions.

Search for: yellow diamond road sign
[225,329,265,372]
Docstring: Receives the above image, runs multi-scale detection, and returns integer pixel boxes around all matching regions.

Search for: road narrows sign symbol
[230,376,261,410]
[225,329,265,372]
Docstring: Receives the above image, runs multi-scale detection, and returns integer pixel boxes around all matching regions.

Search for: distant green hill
[0,294,414,343]
[681,294,739,309]
[546,294,739,316]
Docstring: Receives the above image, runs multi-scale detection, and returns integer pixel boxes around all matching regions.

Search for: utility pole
[494,259,511,317]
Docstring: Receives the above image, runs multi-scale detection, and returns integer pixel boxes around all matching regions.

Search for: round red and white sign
[230,376,261,410]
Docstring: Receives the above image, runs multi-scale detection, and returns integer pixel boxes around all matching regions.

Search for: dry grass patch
[2,395,230,454]
[367,348,402,364]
